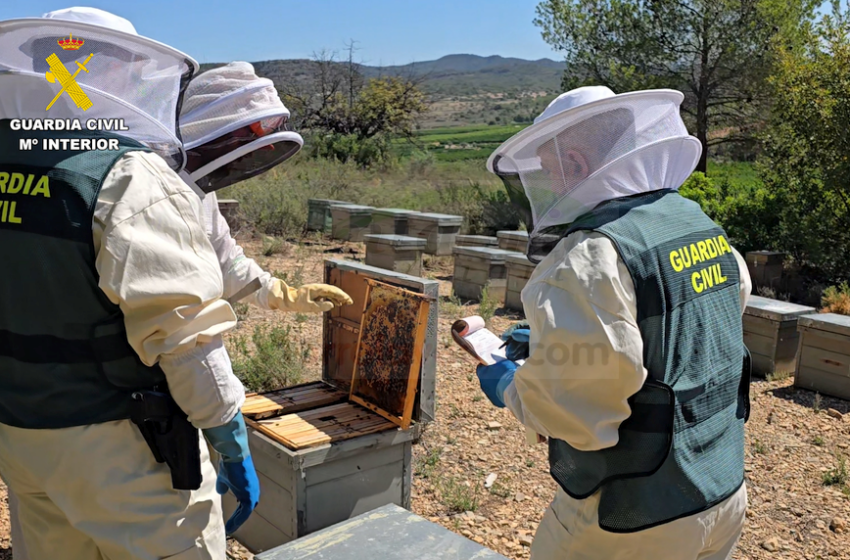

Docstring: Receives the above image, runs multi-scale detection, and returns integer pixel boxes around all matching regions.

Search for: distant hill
[198,54,566,128]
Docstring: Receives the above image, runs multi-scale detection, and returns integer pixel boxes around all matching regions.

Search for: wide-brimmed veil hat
[0,6,198,170]
[486,86,701,247]
[179,61,304,194]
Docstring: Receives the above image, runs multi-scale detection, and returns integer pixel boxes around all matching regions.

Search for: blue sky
[0,1,560,65]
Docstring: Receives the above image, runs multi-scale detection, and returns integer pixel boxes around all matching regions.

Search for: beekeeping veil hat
[179,61,303,195]
[0,7,198,170]
[486,86,701,262]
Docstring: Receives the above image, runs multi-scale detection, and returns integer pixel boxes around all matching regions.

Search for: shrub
[822,282,850,315]
[679,172,722,220]
[307,132,394,169]
[227,324,311,393]
[478,284,498,328]
[438,477,481,513]
[822,455,849,488]
[262,236,286,256]
[408,149,436,177]
[435,181,518,235]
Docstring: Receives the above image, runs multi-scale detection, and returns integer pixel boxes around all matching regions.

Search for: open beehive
[242,268,433,451]
[221,261,439,552]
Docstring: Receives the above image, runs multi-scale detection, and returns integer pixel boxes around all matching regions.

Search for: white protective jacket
[200,190,278,309]
[94,151,245,430]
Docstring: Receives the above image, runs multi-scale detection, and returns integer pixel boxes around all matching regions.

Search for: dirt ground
[1,235,849,560]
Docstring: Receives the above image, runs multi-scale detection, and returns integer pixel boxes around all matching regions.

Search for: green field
[394,123,529,161]
[395,125,762,189]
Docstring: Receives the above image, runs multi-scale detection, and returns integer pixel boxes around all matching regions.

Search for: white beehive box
[455,234,498,248]
[452,246,519,302]
[794,313,850,400]
[496,230,529,253]
[742,295,815,377]
[369,208,414,236]
[504,253,537,312]
[307,199,346,233]
[364,234,427,277]
[330,204,374,242]
[407,212,463,256]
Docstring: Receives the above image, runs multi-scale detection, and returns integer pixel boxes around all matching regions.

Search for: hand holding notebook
[451,316,545,445]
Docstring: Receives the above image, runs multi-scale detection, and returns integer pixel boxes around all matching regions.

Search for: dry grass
[822,282,850,315]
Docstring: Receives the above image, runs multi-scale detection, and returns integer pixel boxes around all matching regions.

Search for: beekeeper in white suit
[4,57,356,560]
[177,61,354,312]
[0,7,258,560]
[475,86,753,560]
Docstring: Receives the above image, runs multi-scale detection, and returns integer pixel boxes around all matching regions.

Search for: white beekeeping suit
[478,87,753,560]
[178,61,353,312]
[0,7,246,559]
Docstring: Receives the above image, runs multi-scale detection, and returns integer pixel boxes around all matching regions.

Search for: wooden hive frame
[348,279,431,431]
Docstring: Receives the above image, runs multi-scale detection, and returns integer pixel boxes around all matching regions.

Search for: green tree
[280,48,427,166]
[757,3,850,282]
[533,0,818,172]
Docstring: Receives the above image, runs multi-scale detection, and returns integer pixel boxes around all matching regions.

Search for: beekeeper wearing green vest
[0,7,258,559]
[476,86,753,560]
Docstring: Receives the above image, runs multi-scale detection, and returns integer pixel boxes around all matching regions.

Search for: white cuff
[158,337,245,430]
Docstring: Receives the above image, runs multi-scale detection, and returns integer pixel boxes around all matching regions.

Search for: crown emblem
[57,34,85,51]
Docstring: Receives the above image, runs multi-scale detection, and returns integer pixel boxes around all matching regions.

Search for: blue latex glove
[501,321,530,362]
[202,413,260,536]
[476,360,518,408]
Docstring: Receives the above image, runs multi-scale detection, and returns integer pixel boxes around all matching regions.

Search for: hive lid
[309,198,345,206]
[744,296,816,322]
[323,259,439,425]
[798,313,850,337]
[505,252,535,267]
[372,208,414,217]
[332,203,373,213]
[410,212,463,224]
[456,235,498,244]
[497,230,530,241]
[452,246,519,261]
[364,234,427,248]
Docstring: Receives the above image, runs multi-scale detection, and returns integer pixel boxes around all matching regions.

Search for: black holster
[129,389,202,491]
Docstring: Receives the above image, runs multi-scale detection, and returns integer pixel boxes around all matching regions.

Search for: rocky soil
[1,235,848,560]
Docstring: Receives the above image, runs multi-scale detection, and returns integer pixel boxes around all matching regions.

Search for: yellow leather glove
[266,279,354,313]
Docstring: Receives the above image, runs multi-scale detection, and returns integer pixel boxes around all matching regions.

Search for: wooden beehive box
[455,234,499,248]
[745,251,786,288]
[504,253,537,312]
[370,208,414,236]
[794,313,850,400]
[743,295,815,377]
[407,212,463,255]
[217,199,240,232]
[364,234,427,277]
[307,199,346,233]
[222,260,439,554]
[330,204,374,242]
[452,246,519,302]
[497,230,529,253]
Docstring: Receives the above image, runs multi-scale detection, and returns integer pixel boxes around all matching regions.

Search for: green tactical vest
[0,121,167,429]
[546,189,752,533]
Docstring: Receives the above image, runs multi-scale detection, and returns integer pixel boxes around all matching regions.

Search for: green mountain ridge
[198,54,566,128]
[199,54,564,96]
